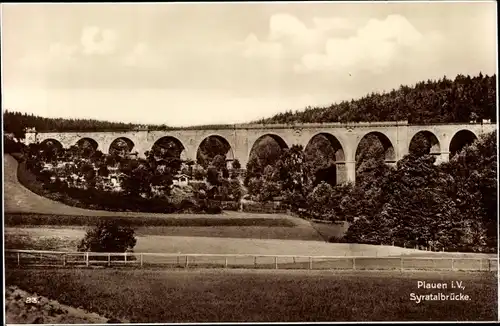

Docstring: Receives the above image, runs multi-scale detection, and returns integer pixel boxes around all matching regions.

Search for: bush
[328,236,346,243]
[205,205,223,214]
[241,201,289,214]
[4,136,24,154]
[77,220,137,253]
[220,201,240,211]
[232,159,241,170]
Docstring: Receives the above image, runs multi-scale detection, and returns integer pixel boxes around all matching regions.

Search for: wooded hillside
[255,73,496,125]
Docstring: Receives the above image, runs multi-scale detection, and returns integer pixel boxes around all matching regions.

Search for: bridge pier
[345,161,356,185]
[435,152,450,164]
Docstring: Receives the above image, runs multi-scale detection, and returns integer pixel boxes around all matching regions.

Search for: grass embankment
[5,268,497,322]
[8,227,405,256]
[5,286,118,324]
[4,212,295,227]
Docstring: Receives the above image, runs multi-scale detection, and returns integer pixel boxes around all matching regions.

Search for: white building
[173,174,190,187]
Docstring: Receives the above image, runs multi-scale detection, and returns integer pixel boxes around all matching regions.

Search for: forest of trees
[243,131,497,252]
[255,73,496,125]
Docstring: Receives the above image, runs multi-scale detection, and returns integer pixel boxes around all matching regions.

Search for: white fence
[4,249,498,272]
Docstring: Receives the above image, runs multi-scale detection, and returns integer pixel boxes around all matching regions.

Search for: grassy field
[5,268,497,322]
[5,227,430,257]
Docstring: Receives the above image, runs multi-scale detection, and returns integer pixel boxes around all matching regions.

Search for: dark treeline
[2,110,238,136]
[254,73,496,125]
[3,111,141,135]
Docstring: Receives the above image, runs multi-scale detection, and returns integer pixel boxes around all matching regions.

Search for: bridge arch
[109,137,135,157]
[40,138,64,151]
[305,133,346,185]
[250,133,288,153]
[355,131,396,163]
[247,133,289,172]
[76,137,99,151]
[409,130,441,156]
[196,134,235,168]
[449,129,478,158]
[151,136,187,160]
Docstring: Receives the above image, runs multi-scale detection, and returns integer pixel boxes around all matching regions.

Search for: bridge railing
[4,249,497,272]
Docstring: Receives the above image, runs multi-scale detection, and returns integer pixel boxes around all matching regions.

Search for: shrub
[4,136,24,154]
[220,201,239,211]
[77,220,137,253]
[232,159,241,170]
[205,205,223,214]
[328,236,346,243]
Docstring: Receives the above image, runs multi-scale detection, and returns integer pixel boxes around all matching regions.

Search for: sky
[1,2,497,127]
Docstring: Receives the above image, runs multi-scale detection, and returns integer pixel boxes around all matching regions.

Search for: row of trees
[3,111,142,136]
[244,131,497,252]
[255,73,496,125]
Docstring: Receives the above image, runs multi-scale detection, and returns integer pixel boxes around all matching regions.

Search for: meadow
[5,268,497,322]
[5,227,423,257]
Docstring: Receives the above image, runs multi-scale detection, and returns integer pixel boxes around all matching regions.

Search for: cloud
[294,14,441,74]
[19,42,78,69]
[80,26,118,55]
[269,13,309,41]
[268,13,333,50]
[312,17,354,32]
[241,34,284,59]
[19,26,120,70]
[240,13,357,61]
[121,42,165,68]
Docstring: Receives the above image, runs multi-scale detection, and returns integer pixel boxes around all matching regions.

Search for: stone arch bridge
[24,120,496,184]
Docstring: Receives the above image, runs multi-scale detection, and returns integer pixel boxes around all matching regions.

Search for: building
[173,174,190,187]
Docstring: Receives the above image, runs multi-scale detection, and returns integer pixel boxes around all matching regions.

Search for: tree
[77,220,137,253]
[247,177,263,199]
[277,145,312,208]
[197,137,230,168]
[110,138,131,157]
[211,154,226,171]
[409,133,432,157]
[439,131,497,250]
[245,136,283,185]
[80,163,97,189]
[121,165,153,198]
[232,159,241,170]
[307,181,336,219]
[97,164,109,177]
[229,179,242,201]
[304,134,337,185]
[222,167,229,179]
[193,166,207,180]
[206,165,220,185]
